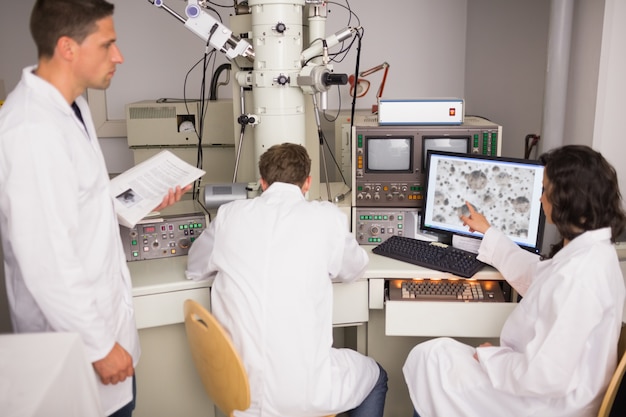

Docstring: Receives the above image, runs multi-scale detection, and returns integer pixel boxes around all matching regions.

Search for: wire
[328,0,361,28]
[349,29,364,154]
[209,63,231,100]
[524,134,541,159]
[205,0,236,9]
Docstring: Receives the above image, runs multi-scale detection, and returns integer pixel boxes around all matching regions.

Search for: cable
[209,63,232,100]
[524,134,541,159]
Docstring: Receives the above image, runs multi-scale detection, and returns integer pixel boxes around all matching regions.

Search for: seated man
[186,143,387,417]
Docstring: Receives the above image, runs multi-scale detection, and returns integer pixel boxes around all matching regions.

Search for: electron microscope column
[248,0,307,164]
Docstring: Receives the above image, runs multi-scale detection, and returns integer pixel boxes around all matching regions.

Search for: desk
[127,257,371,417]
[127,244,626,417]
[128,256,370,331]
[0,333,103,417]
[361,246,516,338]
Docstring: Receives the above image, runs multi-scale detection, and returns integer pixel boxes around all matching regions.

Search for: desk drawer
[133,288,210,329]
[385,300,516,338]
[332,281,369,325]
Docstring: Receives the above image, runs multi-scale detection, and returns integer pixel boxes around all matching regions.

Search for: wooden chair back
[184,299,338,417]
[597,323,626,417]
[184,299,250,417]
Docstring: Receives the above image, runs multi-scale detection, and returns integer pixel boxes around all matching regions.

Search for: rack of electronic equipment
[348,103,502,246]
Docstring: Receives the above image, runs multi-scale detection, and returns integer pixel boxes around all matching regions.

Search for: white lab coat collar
[21,65,95,142]
[261,181,306,201]
[552,227,612,260]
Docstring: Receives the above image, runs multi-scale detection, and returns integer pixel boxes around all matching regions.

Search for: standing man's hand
[153,184,193,212]
[93,342,134,385]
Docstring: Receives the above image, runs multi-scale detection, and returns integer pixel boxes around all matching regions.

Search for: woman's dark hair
[30,0,115,59]
[539,145,626,257]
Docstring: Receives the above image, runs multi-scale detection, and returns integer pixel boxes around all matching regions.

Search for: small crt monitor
[366,136,412,172]
[422,136,470,171]
[422,150,545,254]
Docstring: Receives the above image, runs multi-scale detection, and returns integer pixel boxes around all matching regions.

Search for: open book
[110,150,205,228]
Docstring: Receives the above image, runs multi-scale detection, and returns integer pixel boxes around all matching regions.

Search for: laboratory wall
[464,0,549,159]
[0,0,548,173]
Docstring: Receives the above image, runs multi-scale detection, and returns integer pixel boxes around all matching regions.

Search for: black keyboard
[372,235,486,278]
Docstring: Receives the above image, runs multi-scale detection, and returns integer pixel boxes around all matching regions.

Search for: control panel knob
[398,194,405,201]
[365,194,372,200]
[357,193,364,200]
[276,74,290,85]
[402,186,408,192]
[386,194,393,201]
[370,226,380,236]
[374,194,380,201]
[275,22,287,33]
[364,185,371,192]
[391,186,398,193]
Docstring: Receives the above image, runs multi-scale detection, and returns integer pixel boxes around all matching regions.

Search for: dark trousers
[108,376,136,417]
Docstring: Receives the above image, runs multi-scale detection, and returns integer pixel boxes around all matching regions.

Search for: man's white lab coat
[186,182,380,417]
[0,66,140,416]
[403,227,625,417]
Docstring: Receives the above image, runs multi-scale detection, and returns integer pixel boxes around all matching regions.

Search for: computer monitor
[422,150,545,254]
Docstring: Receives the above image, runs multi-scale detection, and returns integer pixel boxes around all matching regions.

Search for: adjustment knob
[275,22,287,33]
[276,74,289,85]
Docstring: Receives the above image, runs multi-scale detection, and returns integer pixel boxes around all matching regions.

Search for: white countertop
[361,245,503,280]
[128,256,209,297]
[128,245,505,298]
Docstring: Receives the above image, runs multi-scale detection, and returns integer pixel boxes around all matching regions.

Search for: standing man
[0,1,187,416]
[186,143,388,417]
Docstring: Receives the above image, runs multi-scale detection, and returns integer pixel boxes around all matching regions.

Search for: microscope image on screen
[431,159,539,240]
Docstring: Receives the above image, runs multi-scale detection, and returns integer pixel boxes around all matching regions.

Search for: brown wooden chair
[597,323,626,417]
[184,299,336,417]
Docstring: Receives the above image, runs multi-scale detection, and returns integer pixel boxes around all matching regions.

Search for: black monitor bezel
[421,150,546,254]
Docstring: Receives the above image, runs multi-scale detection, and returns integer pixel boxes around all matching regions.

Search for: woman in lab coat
[403,145,626,417]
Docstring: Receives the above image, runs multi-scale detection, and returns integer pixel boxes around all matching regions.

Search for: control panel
[354,182,423,208]
[353,117,502,209]
[353,208,420,244]
[119,201,209,262]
